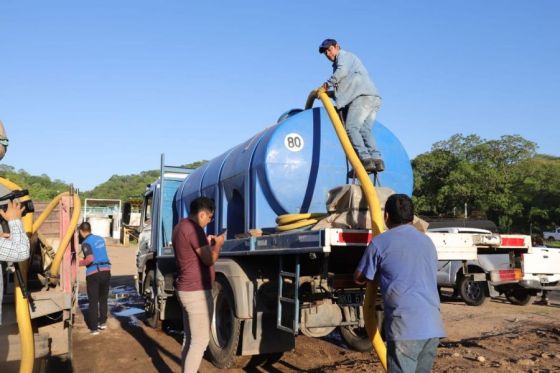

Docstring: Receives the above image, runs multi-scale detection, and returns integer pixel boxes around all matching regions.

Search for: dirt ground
[68,244,560,373]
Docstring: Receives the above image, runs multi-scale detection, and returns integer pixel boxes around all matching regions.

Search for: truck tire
[143,269,162,329]
[458,276,487,306]
[207,276,244,369]
[339,309,383,352]
[506,287,535,306]
[547,236,555,241]
[339,326,372,352]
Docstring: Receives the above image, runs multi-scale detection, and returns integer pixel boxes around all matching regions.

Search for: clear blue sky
[1,1,559,191]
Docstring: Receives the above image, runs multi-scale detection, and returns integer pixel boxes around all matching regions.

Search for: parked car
[431,227,536,306]
[543,228,560,241]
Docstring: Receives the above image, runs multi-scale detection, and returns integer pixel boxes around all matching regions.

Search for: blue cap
[319,39,337,53]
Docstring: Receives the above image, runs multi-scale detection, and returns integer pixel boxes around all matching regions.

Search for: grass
[544,240,560,248]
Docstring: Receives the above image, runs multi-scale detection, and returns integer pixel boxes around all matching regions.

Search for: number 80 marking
[284,133,304,152]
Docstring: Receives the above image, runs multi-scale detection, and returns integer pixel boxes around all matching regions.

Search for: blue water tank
[174,107,413,237]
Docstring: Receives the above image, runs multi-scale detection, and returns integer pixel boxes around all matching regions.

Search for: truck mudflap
[241,312,295,355]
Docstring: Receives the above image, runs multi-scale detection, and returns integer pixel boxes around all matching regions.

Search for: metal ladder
[277,255,300,335]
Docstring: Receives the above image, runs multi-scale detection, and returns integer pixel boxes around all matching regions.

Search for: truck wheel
[458,276,487,306]
[207,276,244,369]
[339,326,372,352]
[143,269,162,329]
[506,288,535,306]
[339,308,383,352]
[547,236,555,241]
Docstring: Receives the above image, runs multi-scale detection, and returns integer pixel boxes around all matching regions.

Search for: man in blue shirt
[319,38,384,176]
[79,222,111,336]
[355,194,445,373]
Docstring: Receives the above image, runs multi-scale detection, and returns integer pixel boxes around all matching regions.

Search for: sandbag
[313,185,394,230]
[313,184,428,233]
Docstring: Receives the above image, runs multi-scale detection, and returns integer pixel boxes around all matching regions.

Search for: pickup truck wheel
[506,287,535,306]
[547,236,555,241]
[458,276,487,306]
[143,269,162,329]
[207,277,245,369]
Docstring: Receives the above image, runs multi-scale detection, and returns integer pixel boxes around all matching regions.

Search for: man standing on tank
[319,38,384,176]
[172,197,225,373]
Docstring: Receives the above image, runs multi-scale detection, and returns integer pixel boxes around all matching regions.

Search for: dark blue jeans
[387,338,440,373]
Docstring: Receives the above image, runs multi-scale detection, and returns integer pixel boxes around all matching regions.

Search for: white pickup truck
[544,228,560,240]
[432,227,560,305]
[521,245,560,291]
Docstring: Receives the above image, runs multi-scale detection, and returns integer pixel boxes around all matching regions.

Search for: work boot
[373,159,385,172]
[363,158,377,173]
[347,158,380,178]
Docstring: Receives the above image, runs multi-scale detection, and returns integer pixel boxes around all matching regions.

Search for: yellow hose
[0,178,34,373]
[32,191,68,234]
[44,193,81,283]
[275,213,326,231]
[307,88,388,370]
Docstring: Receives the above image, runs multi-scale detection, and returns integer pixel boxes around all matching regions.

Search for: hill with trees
[0,164,70,200]
[83,160,207,201]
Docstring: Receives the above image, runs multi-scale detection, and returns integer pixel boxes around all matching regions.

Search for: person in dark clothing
[78,221,111,335]
[172,197,224,373]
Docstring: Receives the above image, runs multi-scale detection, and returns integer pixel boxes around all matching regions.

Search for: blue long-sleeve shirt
[326,49,380,108]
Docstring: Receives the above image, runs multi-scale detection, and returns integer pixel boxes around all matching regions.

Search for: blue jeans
[342,95,382,161]
[387,338,440,373]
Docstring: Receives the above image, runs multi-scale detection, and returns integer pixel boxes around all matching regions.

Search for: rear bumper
[519,280,560,290]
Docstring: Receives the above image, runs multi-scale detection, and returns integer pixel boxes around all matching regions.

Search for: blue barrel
[174,107,413,237]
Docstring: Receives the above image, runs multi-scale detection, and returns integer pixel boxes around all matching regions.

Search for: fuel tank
[174,107,413,237]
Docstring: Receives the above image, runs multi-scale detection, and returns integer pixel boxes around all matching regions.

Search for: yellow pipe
[0,178,34,373]
[32,192,68,234]
[276,213,326,225]
[276,219,319,232]
[308,88,388,370]
[49,193,81,282]
[30,191,81,283]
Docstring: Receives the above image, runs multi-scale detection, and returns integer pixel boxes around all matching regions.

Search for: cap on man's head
[319,39,338,53]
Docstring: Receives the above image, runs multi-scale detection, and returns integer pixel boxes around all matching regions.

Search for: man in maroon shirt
[172,197,224,373]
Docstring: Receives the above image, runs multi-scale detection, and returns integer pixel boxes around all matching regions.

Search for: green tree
[511,155,560,234]
[413,134,539,232]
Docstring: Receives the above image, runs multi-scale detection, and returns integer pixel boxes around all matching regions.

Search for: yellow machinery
[0,176,81,373]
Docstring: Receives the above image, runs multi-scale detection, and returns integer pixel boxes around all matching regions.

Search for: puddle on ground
[78,284,146,327]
